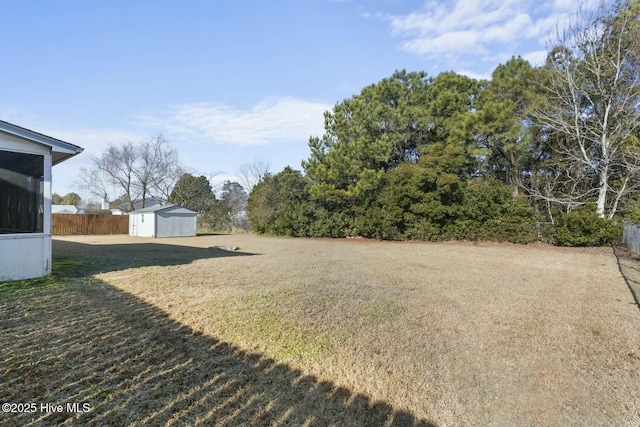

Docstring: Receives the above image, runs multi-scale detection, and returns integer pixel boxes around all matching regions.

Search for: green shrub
[621,200,640,224]
[546,206,622,246]
[457,179,539,243]
[352,208,401,240]
[309,208,348,238]
[248,167,315,236]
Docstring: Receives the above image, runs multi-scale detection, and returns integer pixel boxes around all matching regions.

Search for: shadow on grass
[52,239,257,275]
[196,231,227,236]
[0,267,436,426]
[613,245,640,314]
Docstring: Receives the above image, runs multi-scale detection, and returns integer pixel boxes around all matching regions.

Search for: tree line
[247,0,640,246]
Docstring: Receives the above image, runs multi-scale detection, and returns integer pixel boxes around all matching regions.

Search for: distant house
[99,196,126,215]
[129,204,196,238]
[0,120,83,281]
[52,204,78,214]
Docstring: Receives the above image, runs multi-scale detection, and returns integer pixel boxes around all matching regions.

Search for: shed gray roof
[132,204,197,215]
[0,119,84,165]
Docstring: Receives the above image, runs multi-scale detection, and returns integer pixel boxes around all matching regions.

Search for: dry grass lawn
[1,233,639,426]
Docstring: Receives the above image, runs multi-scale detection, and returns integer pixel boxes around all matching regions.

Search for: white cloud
[457,69,491,81]
[391,1,521,40]
[388,0,541,69]
[402,30,485,55]
[528,12,569,43]
[140,97,331,146]
[481,13,533,43]
[522,49,548,66]
[386,0,602,74]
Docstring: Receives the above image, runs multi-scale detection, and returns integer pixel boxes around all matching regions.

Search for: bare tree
[77,164,111,204]
[78,135,185,211]
[79,142,138,211]
[152,160,187,203]
[533,0,640,218]
[238,158,271,192]
[133,135,182,207]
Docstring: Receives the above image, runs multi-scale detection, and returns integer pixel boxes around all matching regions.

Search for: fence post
[623,222,640,256]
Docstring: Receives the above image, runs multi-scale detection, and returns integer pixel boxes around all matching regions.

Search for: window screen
[0,150,45,233]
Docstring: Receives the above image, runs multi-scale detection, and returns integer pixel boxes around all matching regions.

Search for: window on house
[0,150,45,233]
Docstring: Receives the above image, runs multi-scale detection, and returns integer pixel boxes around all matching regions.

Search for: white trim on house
[0,120,83,165]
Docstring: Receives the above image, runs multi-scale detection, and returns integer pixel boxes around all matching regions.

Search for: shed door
[156,212,195,237]
[129,214,138,236]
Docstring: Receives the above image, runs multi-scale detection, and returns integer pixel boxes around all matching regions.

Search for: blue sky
[0,0,593,201]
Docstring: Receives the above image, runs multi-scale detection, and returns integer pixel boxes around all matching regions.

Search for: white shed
[129,204,197,238]
[0,120,83,281]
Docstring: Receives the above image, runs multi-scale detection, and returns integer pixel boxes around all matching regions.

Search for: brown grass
[2,234,639,426]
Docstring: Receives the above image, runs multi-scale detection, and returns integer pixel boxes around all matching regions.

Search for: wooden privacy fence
[623,222,640,256]
[52,214,129,236]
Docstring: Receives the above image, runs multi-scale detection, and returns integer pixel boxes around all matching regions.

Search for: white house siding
[0,235,51,281]
[0,133,53,281]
